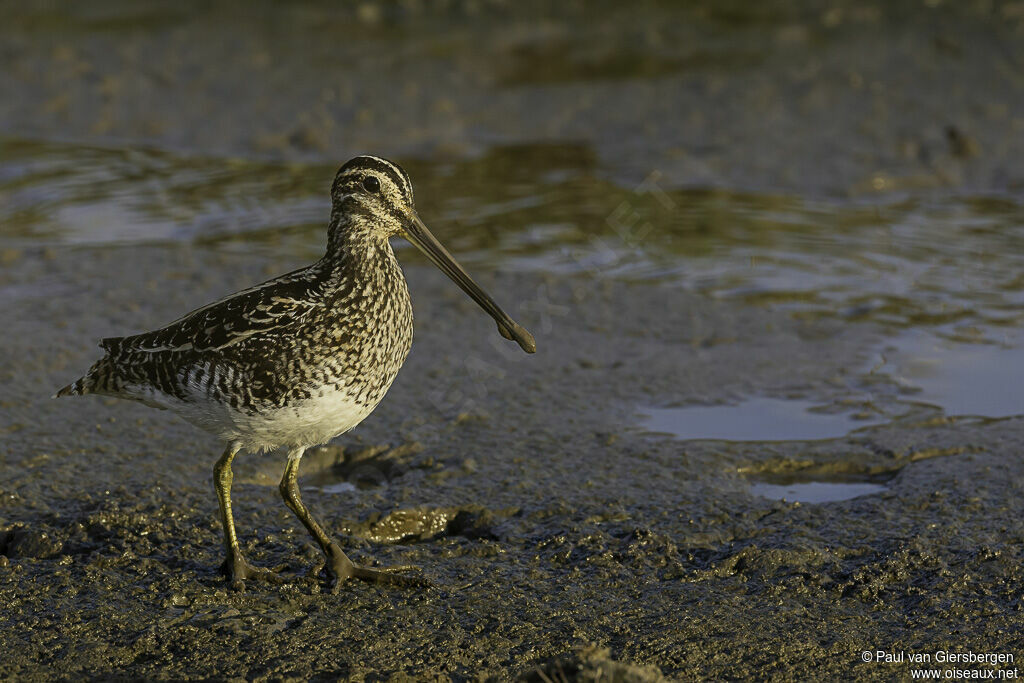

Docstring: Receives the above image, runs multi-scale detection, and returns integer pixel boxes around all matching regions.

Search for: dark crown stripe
[339,155,413,203]
[364,155,413,202]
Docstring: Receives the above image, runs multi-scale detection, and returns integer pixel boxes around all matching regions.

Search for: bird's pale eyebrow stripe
[360,155,413,202]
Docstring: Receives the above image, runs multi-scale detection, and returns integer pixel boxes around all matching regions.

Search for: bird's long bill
[404,212,536,353]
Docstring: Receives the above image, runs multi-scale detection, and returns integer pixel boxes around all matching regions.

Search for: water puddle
[749,480,888,504]
[317,482,358,495]
[638,397,883,442]
[305,465,393,493]
[873,330,1024,418]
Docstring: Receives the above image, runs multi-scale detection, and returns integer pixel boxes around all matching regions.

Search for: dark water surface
[5,137,1021,422]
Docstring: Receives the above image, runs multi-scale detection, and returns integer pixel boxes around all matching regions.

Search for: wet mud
[2,1,1024,680]
[3,245,1022,680]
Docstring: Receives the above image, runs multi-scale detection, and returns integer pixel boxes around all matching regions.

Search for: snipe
[56,155,535,589]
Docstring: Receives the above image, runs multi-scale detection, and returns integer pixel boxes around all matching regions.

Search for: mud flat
[1,243,1022,679]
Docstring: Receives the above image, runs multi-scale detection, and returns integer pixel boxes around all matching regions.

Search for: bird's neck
[319,216,406,301]
[318,216,414,380]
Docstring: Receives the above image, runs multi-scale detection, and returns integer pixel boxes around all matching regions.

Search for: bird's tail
[53,358,113,398]
[53,378,87,398]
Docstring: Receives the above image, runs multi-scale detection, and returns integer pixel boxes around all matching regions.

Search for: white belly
[227,390,376,451]
[136,384,377,452]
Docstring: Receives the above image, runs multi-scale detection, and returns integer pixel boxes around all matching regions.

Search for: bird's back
[57,245,414,450]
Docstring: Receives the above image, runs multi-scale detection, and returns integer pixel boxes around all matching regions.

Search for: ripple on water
[4,138,1023,414]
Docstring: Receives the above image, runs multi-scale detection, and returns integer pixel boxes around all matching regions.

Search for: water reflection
[638,398,882,442]
[2,136,1022,375]
[0,138,330,249]
[749,480,887,504]
[874,330,1024,418]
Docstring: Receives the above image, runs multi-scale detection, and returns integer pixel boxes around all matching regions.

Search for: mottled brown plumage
[56,155,535,590]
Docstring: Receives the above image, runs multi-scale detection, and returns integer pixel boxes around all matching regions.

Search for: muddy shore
[2,243,1022,679]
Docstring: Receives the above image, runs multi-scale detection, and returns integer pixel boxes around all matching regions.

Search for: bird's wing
[101,268,323,356]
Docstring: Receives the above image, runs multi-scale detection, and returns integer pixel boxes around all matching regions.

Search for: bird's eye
[362,176,380,193]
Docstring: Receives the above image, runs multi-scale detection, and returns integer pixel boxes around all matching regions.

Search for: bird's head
[329,155,416,239]
[327,155,536,354]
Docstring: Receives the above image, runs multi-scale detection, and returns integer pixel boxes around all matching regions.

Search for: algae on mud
[2,0,1024,680]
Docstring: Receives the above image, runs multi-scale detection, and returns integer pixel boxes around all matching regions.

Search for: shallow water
[4,140,1023,422]
[638,398,882,442]
[873,329,1024,418]
[5,138,1020,421]
[748,480,888,504]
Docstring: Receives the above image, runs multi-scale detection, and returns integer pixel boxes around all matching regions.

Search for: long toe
[326,543,431,591]
[221,554,285,589]
[350,564,432,589]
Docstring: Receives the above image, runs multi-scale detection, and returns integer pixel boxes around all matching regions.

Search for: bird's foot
[326,542,431,592]
[220,551,283,590]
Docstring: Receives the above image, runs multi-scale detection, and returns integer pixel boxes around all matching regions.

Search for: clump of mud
[521,645,665,683]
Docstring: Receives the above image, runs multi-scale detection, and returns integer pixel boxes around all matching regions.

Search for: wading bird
[56,156,535,589]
